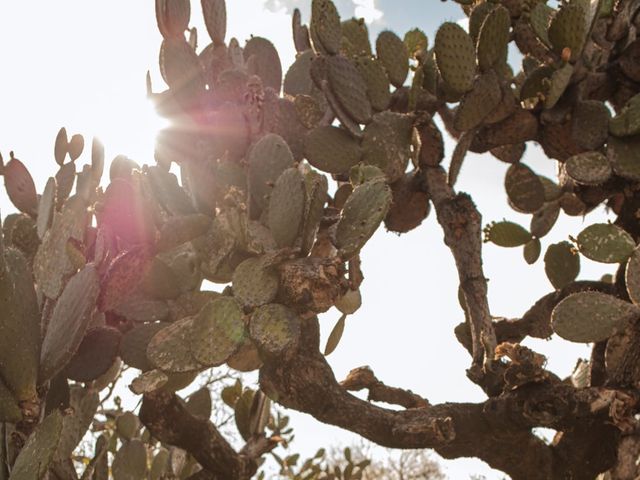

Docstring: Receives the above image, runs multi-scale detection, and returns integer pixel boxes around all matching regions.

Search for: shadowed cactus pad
[564,152,612,185]
[434,22,476,94]
[305,125,362,174]
[476,5,510,71]
[626,248,640,305]
[147,317,204,373]
[610,93,640,137]
[576,223,636,264]
[548,2,588,62]
[189,297,246,367]
[327,55,372,124]
[11,410,63,480]
[375,30,409,88]
[544,241,580,290]
[311,0,342,54]
[249,303,301,357]
[335,179,392,259]
[112,439,148,480]
[121,322,171,372]
[607,135,640,181]
[504,163,545,213]
[552,291,640,343]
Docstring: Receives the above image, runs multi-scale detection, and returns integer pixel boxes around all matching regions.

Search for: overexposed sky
[0,2,614,478]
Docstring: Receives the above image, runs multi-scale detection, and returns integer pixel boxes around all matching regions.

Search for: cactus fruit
[268,168,307,248]
[434,22,476,95]
[564,152,612,185]
[552,291,640,343]
[189,297,245,367]
[544,241,580,290]
[335,179,392,259]
[504,163,545,213]
[249,303,301,357]
[576,223,636,264]
[376,30,409,88]
[305,125,362,174]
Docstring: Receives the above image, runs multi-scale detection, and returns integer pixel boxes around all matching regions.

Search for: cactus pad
[454,71,502,132]
[504,163,545,213]
[483,221,532,247]
[311,0,342,54]
[121,322,170,372]
[376,30,409,88]
[576,223,636,264]
[248,133,295,211]
[544,241,580,290]
[3,155,38,216]
[353,56,391,112]
[361,111,413,183]
[572,100,610,150]
[201,0,227,45]
[244,36,283,92]
[10,410,63,480]
[552,291,640,343]
[147,317,204,373]
[327,55,372,124]
[227,337,263,372]
[340,18,371,57]
[112,439,148,480]
[625,248,640,305]
[335,179,392,259]
[530,201,560,238]
[607,135,640,181]
[565,152,612,185]
[434,22,476,94]
[548,2,588,61]
[610,93,640,137]
[249,303,301,357]
[189,297,245,367]
[232,256,280,308]
[305,125,362,174]
[476,5,510,72]
[0,376,20,423]
[63,327,121,382]
[268,168,306,247]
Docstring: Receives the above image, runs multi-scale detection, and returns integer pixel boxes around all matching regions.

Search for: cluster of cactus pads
[2,0,640,477]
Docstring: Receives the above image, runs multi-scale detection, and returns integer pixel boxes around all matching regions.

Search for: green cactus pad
[571,100,610,150]
[55,162,75,208]
[294,94,325,129]
[504,163,545,213]
[376,30,409,88]
[232,256,280,308]
[469,2,495,44]
[552,291,640,343]
[186,387,212,419]
[311,0,341,54]
[121,322,171,372]
[34,195,86,299]
[607,135,640,181]
[353,56,391,112]
[361,111,413,183]
[116,411,139,441]
[113,295,169,323]
[625,248,640,306]
[576,223,636,264]
[523,237,542,265]
[565,152,612,185]
[404,28,428,58]
[544,64,574,109]
[3,156,38,216]
[529,2,553,47]
[157,214,212,253]
[544,241,580,290]
[55,386,100,461]
[0,376,20,423]
[610,93,640,137]
[520,65,553,108]
[327,55,372,124]
[244,36,283,92]
[62,327,121,382]
[147,317,204,373]
[434,22,476,95]
[99,247,153,312]
[112,439,148,480]
[335,179,392,259]
[548,2,588,61]
[268,168,306,248]
[483,221,532,247]
[530,201,560,239]
[249,303,301,357]
[10,410,63,480]
[189,297,245,367]
[36,176,56,240]
[40,265,100,382]
[201,0,227,45]
[284,50,315,97]
[340,18,371,58]
[305,125,362,174]
[454,71,502,132]
[301,174,328,255]
[150,448,170,480]
[248,134,295,211]
[476,5,510,72]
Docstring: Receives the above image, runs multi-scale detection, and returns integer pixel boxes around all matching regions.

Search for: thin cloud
[352,0,383,24]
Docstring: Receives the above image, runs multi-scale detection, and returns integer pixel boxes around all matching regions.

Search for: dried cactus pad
[335,179,392,259]
[305,125,362,174]
[249,303,301,356]
[147,317,204,373]
[552,291,640,343]
[232,256,280,308]
[434,22,476,95]
[576,223,636,264]
[189,297,246,367]
[268,168,306,248]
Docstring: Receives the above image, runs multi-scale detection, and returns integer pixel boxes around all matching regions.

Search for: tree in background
[1,0,640,478]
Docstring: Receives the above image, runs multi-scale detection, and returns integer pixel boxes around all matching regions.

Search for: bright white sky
[0,1,614,478]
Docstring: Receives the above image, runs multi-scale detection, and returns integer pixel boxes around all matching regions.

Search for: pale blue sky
[0,2,612,478]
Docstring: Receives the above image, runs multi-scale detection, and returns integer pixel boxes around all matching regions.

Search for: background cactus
[4,0,640,478]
